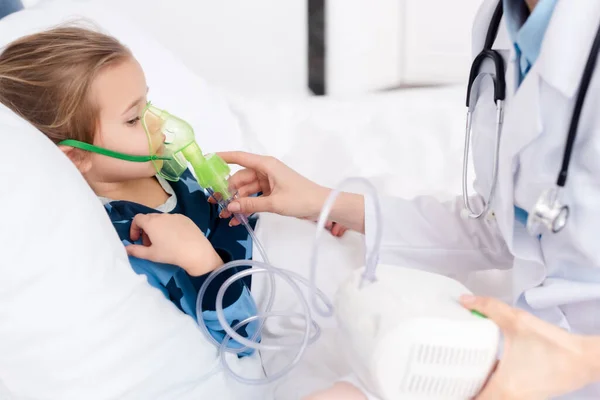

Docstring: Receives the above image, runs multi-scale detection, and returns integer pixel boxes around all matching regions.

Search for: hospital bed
[0,1,509,399]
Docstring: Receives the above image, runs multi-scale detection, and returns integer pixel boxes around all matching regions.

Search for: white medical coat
[364,1,600,397]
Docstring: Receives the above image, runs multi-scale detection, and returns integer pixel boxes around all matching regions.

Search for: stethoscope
[462,1,600,235]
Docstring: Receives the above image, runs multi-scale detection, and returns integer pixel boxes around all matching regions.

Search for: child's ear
[59,145,92,174]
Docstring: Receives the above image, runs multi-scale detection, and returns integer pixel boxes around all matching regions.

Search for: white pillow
[0,3,267,399]
[0,0,245,155]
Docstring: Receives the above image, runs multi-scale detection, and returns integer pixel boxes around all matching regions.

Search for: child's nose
[150,120,161,134]
[145,113,162,135]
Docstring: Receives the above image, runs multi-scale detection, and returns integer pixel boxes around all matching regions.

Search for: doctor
[214,0,600,397]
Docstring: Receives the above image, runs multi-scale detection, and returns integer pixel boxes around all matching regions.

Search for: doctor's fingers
[218,181,263,219]
[237,182,263,198]
[219,151,289,185]
[218,151,280,173]
[459,295,522,332]
[209,169,263,205]
[472,361,499,400]
[228,168,258,190]
[227,195,274,216]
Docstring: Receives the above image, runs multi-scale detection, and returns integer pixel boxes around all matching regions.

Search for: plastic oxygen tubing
[196,177,383,385]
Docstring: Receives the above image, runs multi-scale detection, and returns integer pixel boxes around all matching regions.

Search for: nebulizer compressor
[67,102,500,400]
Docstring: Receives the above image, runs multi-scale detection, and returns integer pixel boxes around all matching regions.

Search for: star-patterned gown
[104,169,259,357]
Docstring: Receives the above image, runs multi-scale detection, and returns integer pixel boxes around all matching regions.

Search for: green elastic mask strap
[59,139,172,163]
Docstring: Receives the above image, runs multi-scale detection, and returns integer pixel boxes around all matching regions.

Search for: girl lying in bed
[0,26,346,356]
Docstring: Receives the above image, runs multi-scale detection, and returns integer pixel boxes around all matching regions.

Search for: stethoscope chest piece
[526,188,569,235]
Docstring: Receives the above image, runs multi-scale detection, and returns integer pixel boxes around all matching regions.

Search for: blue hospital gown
[103,169,259,357]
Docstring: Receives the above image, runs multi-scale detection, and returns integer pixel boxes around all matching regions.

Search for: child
[0,25,347,356]
[0,26,262,355]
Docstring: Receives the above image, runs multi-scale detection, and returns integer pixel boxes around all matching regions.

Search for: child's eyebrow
[121,88,149,116]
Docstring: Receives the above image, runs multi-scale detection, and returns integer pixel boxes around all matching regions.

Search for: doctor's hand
[126,213,223,277]
[215,151,364,233]
[460,295,594,400]
[215,151,329,220]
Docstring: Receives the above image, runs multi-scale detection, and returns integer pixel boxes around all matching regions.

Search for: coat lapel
[492,46,543,257]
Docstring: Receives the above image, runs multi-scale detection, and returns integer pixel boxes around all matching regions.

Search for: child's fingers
[130,214,152,241]
[130,227,141,242]
[126,244,152,260]
[220,209,232,219]
[333,224,347,237]
[229,214,251,227]
[142,231,152,247]
[332,223,341,236]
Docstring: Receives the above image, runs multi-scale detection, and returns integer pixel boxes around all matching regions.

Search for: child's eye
[126,116,140,126]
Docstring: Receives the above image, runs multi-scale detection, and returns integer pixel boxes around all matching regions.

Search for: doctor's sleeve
[364,194,513,278]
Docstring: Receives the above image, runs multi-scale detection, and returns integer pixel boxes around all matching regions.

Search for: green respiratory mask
[59,102,236,204]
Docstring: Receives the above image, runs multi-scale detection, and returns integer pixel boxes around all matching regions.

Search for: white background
[21,0,483,96]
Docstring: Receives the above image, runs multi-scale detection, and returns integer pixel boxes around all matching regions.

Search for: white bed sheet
[226,86,469,201]
[220,86,511,398]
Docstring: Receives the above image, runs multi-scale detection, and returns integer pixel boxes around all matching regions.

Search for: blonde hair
[0,26,132,144]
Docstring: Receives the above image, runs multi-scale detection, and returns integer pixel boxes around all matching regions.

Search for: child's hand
[322,220,348,238]
[126,213,223,276]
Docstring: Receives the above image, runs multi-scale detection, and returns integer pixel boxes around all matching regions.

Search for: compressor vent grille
[415,344,490,367]
[399,344,492,397]
[404,374,482,397]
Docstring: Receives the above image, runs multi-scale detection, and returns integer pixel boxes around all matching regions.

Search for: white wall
[83,0,309,97]
[402,0,482,84]
[24,0,482,96]
[135,0,308,96]
[326,0,403,95]
[326,0,483,95]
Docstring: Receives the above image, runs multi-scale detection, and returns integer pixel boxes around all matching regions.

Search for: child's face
[86,57,162,182]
